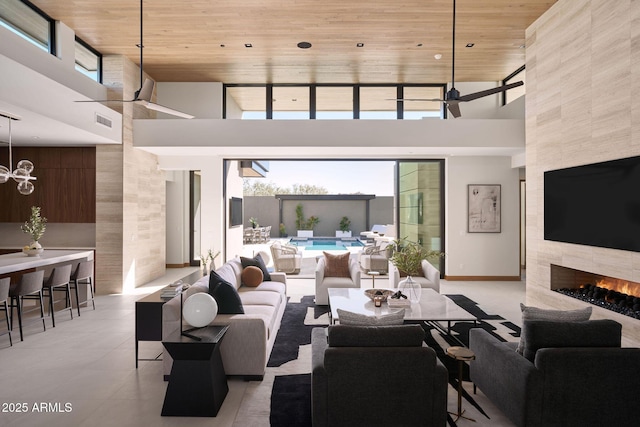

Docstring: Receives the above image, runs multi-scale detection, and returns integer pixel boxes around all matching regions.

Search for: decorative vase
[398,275,421,303]
[23,241,44,257]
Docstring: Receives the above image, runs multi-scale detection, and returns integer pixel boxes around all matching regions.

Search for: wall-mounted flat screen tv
[544,155,640,252]
[229,197,243,227]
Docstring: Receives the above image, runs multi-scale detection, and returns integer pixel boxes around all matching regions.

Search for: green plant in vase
[339,216,351,232]
[21,206,47,254]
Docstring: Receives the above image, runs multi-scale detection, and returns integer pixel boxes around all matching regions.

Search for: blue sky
[248,160,395,196]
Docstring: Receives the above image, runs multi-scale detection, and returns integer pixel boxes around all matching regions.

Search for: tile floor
[0,266,524,427]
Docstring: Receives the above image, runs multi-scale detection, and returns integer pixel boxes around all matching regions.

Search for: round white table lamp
[183,293,218,327]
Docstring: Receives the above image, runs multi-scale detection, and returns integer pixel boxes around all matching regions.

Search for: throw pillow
[337,308,405,326]
[521,319,622,362]
[516,303,592,355]
[323,251,351,278]
[241,266,263,287]
[328,324,425,347]
[208,270,245,314]
[240,254,271,282]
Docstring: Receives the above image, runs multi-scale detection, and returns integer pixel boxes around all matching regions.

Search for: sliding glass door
[397,160,445,273]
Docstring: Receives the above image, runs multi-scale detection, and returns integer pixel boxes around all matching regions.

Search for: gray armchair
[312,324,448,427]
[470,319,640,427]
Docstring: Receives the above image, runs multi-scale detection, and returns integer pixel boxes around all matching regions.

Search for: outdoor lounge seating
[311,324,448,427]
[358,240,391,273]
[270,241,303,273]
[389,259,440,292]
[359,224,388,242]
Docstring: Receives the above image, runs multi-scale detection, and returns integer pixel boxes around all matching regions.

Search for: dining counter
[0,249,95,305]
[0,249,94,275]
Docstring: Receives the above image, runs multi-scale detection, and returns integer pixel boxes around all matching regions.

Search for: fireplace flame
[594,278,640,297]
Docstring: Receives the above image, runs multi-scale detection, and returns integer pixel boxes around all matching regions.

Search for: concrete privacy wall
[244,196,394,237]
[526,0,640,345]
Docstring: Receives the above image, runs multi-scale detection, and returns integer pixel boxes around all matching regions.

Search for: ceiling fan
[76,0,194,119]
[395,0,523,118]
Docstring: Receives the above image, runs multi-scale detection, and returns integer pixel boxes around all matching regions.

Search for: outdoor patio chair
[270,241,302,274]
[358,241,392,273]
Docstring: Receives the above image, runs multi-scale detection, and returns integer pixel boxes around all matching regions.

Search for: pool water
[288,238,365,251]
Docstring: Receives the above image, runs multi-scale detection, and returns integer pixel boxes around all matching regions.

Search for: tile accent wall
[96,55,166,294]
[526,0,640,345]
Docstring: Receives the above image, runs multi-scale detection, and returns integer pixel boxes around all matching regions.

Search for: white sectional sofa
[162,257,287,380]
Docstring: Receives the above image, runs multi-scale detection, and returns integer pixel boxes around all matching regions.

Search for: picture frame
[468,184,501,233]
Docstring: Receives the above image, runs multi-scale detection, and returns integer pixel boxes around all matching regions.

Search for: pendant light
[0,111,36,195]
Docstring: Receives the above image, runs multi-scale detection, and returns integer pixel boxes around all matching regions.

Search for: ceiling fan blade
[137,101,195,119]
[458,81,524,102]
[75,99,135,103]
[388,98,445,102]
[135,78,155,102]
[447,103,462,118]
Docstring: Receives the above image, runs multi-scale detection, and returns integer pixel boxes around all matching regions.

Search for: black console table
[135,286,170,368]
[161,325,229,417]
[135,270,204,368]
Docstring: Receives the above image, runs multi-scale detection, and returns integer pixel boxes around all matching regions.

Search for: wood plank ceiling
[30,0,556,85]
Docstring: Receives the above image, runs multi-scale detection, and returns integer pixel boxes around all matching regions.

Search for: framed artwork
[468,184,501,233]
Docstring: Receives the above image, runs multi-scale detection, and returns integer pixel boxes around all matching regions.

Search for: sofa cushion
[327,324,424,347]
[516,303,592,355]
[323,251,351,277]
[240,254,271,282]
[241,266,263,287]
[238,280,286,295]
[238,289,282,308]
[337,308,405,326]
[216,261,240,289]
[208,271,245,314]
[522,319,622,362]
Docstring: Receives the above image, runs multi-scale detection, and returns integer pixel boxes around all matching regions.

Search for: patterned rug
[268,295,520,427]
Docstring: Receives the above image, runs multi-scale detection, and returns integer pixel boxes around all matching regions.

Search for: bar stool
[43,264,73,328]
[70,260,95,316]
[9,270,46,341]
[0,278,12,346]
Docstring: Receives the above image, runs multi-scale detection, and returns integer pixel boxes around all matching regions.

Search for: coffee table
[327,288,478,340]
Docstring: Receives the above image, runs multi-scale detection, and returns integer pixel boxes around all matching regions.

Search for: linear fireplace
[551,264,640,320]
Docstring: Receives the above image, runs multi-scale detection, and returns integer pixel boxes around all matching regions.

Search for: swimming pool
[288,237,365,251]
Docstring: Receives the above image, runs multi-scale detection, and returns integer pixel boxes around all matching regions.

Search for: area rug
[266,294,520,427]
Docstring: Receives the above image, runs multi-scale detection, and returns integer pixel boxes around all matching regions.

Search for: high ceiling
[30,0,556,85]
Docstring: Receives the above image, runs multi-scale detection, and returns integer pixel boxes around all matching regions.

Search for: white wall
[445,156,521,278]
[158,156,226,263]
[165,171,190,266]
[225,92,243,119]
[156,82,223,119]
[225,161,244,259]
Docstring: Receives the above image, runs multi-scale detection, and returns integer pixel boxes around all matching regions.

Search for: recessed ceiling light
[466,43,474,48]
[434,53,442,60]
[297,41,312,49]
[356,43,364,47]
[244,43,253,48]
